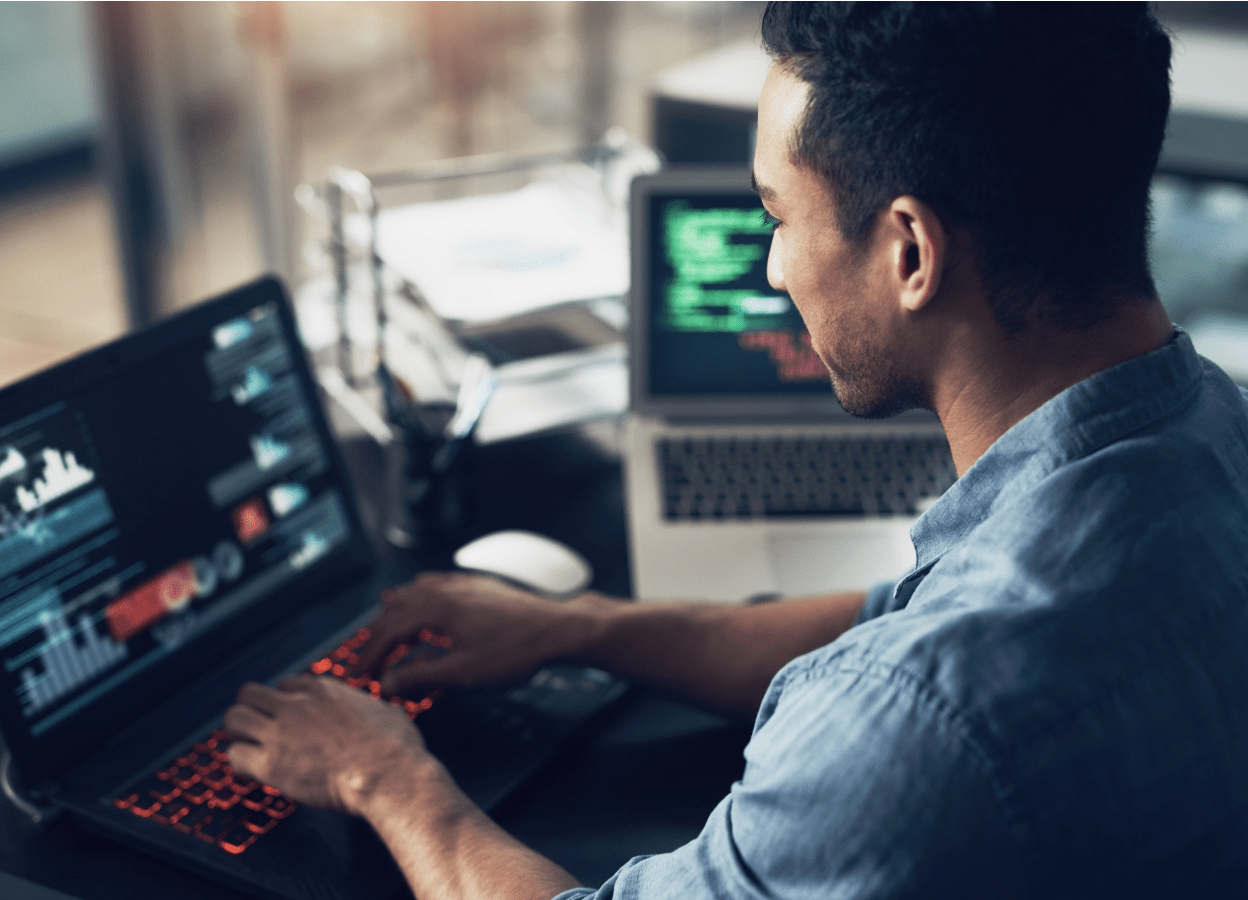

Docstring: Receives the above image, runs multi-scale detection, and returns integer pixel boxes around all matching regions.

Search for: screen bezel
[0,276,376,788]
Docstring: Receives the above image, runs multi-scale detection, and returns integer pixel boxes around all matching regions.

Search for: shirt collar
[908,329,1203,571]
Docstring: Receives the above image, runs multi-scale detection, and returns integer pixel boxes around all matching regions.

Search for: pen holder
[382,403,472,554]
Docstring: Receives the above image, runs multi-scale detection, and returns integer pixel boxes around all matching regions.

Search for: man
[224,4,1248,898]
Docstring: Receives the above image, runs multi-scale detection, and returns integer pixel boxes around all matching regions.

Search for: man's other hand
[351,572,598,696]
[224,675,428,816]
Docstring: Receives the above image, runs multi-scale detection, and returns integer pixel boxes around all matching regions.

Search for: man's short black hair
[761,2,1173,331]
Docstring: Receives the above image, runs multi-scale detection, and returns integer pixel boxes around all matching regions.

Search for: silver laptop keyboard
[658,434,957,520]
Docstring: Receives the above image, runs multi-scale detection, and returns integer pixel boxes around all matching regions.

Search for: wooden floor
[0,178,126,389]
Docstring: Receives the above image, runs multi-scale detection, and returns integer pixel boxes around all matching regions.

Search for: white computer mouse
[452,529,593,597]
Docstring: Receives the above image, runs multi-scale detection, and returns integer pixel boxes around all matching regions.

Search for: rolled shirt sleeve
[552,653,1029,900]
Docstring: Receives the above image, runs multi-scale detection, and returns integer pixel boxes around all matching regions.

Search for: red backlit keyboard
[111,626,445,855]
[112,729,289,855]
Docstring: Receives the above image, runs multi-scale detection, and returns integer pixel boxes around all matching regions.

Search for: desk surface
[0,426,750,900]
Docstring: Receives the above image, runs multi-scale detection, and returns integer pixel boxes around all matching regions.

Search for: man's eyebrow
[751,171,776,202]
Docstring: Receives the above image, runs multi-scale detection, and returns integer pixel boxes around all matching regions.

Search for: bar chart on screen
[0,403,116,582]
[10,447,94,513]
[14,597,128,716]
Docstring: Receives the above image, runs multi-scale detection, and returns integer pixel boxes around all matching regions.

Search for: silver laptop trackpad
[766,525,915,596]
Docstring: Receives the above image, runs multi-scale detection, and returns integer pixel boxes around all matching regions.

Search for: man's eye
[760,210,781,232]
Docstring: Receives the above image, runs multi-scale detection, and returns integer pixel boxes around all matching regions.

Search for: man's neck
[933,298,1175,475]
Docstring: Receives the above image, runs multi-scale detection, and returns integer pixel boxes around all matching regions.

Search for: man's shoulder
[725,345,1248,900]
[966,362,1248,585]
[761,555,1248,875]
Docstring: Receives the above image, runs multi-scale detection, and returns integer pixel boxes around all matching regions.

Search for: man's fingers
[378,654,469,695]
[352,621,401,676]
[225,739,265,782]
[377,661,424,695]
[354,617,450,677]
[235,681,284,716]
[223,702,273,743]
[352,606,420,675]
[276,674,320,693]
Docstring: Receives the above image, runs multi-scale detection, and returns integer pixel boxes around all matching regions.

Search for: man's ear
[887,196,947,313]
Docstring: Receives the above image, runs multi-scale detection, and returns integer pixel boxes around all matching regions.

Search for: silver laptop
[624,168,956,603]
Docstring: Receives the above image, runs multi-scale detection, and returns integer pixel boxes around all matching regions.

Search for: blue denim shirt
[555,332,1248,899]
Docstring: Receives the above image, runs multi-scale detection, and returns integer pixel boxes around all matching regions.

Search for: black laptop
[0,277,624,900]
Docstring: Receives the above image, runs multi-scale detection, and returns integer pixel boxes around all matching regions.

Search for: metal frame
[318,140,638,391]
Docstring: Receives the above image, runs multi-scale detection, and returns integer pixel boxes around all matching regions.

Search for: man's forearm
[358,752,580,900]
[564,591,866,719]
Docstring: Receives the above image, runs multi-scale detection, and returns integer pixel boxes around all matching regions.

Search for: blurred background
[2,1,1248,390]
[0,0,766,388]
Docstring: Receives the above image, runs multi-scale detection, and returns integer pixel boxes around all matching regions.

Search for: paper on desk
[295,277,628,443]
[370,175,629,324]
[475,343,628,444]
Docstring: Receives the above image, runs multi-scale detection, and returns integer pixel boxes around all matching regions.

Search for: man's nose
[766,234,785,292]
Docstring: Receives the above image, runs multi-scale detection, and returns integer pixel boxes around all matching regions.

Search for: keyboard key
[199,765,231,791]
[172,804,214,834]
[181,781,211,805]
[218,823,259,855]
[264,796,296,819]
[130,794,162,818]
[153,801,190,826]
[170,766,200,789]
[208,790,240,811]
[150,781,182,804]
[241,787,273,811]
[195,811,240,844]
[241,808,278,834]
[229,775,259,795]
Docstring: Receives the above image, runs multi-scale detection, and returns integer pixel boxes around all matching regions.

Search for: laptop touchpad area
[767,524,916,596]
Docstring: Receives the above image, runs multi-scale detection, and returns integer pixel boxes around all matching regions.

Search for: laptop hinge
[1,746,60,824]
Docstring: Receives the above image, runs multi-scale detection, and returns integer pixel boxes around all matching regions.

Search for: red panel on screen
[739,329,829,383]
[232,497,269,544]
[106,560,196,643]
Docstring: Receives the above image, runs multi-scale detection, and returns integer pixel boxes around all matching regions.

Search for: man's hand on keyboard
[224,670,582,900]
[224,675,428,817]
[351,572,601,696]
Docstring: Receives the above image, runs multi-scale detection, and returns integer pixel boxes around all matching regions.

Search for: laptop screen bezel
[0,276,376,788]
[628,166,939,426]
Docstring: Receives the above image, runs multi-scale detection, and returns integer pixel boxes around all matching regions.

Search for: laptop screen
[630,168,942,424]
[645,188,830,397]
[0,279,371,781]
